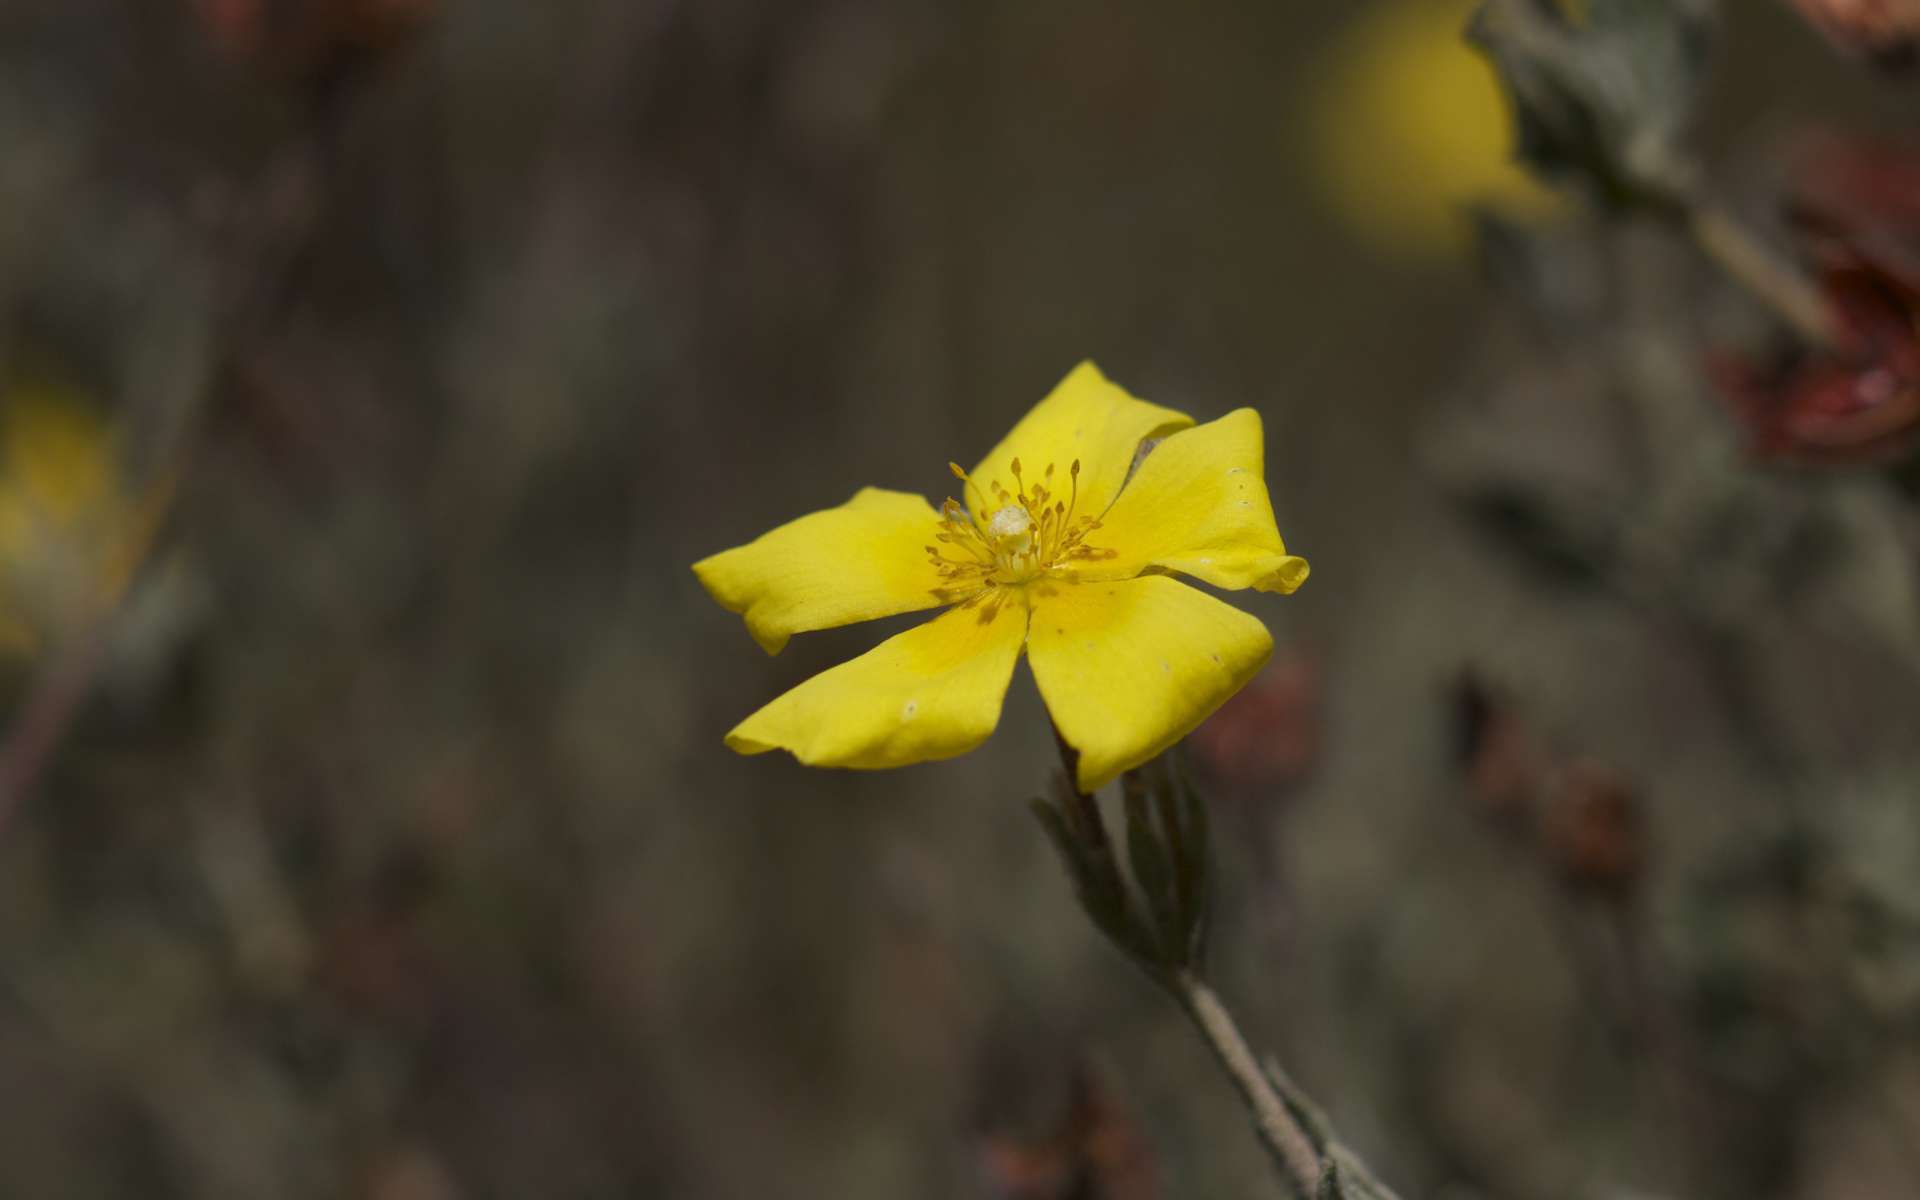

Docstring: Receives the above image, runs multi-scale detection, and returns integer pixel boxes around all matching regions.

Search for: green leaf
[1029,795,1160,969]
[1176,758,1213,966]
[1123,769,1182,966]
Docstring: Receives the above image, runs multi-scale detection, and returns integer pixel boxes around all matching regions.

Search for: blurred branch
[1472,0,1839,348]
[0,463,181,835]
[0,9,349,837]
[1686,201,1839,348]
[0,628,110,836]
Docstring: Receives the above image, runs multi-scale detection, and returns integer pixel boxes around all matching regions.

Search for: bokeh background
[0,1,1916,1197]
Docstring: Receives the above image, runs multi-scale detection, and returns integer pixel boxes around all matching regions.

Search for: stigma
[986,504,1034,551]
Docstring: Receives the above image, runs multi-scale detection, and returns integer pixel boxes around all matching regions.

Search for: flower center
[990,499,1036,576]
[924,456,1118,601]
[985,503,1032,546]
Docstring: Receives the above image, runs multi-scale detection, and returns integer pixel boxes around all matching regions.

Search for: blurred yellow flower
[695,362,1309,793]
[0,386,144,654]
[1309,0,1561,259]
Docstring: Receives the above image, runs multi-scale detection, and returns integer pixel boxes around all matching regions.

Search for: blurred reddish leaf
[361,1145,463,1200]
[1541,759,1645,897]
[1792,134,1920,297]
[1452,679,1645,897]
[195,0,262,57]
[192,0,435,79]
[1455,674,1546,828]
[1188,650,1320,792]
[315,912,443,1031]
[1785,0,1920,67]
[976,1071,1159,1200]
[1712,277,1920,463]
[1713,135,1920,465]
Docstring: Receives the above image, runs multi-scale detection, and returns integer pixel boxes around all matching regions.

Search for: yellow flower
[1309,0,1561,259]
[0,386,144,654]
[694,362,1309,793]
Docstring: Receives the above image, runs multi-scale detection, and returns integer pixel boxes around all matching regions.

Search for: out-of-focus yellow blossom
[0,386,148,655]
[1309,0,1562,259]
[695,362,1309,793]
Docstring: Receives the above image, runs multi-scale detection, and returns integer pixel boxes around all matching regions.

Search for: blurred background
[0,1,1916,1196]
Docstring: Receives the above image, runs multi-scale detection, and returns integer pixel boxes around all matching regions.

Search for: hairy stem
[1174,970,1325,1197]
[1043,730,1375,1195]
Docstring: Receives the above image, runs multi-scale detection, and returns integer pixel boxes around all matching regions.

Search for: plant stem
[1040,732,1382,1195]
[1173,969,1325,1198]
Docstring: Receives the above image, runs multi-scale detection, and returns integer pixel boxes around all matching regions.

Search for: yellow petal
[1027,576,1272,793]
[1086,408,1308,594]
[966,362,1192,522]
[726,590,1028,769]
[694,487,950,654]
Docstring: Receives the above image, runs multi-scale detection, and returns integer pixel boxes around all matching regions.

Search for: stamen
[948,462,989,514]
